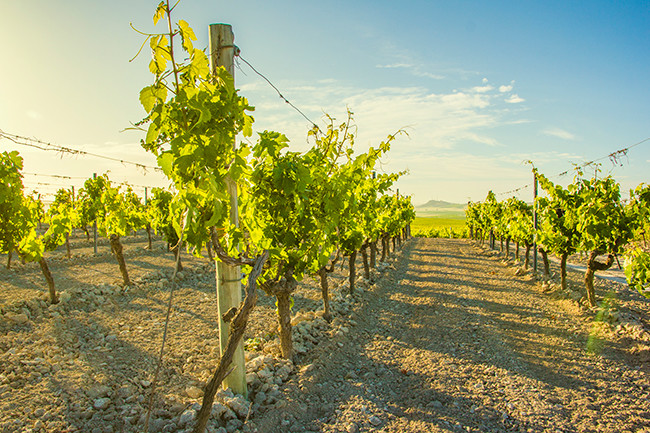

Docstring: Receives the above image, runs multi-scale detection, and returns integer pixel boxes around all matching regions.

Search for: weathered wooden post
[93,172,98,255]
[533,173,538,273]
[209,23,247,397]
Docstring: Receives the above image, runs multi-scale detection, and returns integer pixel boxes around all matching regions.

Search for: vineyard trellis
[0,3,416,433]
[467,165,650,306]
[3,2,649,433]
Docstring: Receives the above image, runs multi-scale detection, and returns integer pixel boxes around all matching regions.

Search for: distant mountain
[416,200,466,209]
[415,200,466,218]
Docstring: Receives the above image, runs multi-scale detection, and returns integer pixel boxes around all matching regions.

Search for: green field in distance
[412,216,466,232]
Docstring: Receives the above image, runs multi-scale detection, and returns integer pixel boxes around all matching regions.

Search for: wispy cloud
[471,85,494,93]
[244,78,525,155]
[542,127,577,140]
[375,62,445,80]
[505,94,525,103]
[413,70,445,80]
[240,77,528,202]
[376,63,413,69]
[499,84,513,93]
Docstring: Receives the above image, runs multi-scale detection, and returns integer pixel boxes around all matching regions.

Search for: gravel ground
[1,236,649,433]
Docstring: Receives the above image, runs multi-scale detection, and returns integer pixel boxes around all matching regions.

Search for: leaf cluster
[134,4,414,291]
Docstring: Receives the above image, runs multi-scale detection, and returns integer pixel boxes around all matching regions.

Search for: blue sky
[1,0,648,205]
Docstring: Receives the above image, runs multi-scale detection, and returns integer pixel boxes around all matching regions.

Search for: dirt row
[1,237,649,432]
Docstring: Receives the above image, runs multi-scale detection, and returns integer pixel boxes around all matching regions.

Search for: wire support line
[24,180,75,188]
[236,54,323,134]
[0,130,162,173]
[498,184,532,197]
[24,179,161,195]
[497,136,650,197]
[23,172,88,180]
[553,137,650,178]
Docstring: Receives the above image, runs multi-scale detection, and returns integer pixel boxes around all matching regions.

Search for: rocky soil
[1,236,649,433]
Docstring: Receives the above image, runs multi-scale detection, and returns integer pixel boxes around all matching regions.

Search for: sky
[1,0,649,206]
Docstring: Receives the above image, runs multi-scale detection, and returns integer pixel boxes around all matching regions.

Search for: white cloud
[542,127,577,140]
[413,70,445,80]
[375,63,444,80]
[462,132,501,147]
[499,80,516,93]
[240,78,528,203]
[376,63,413,69]
[505,94,525,103]
[246,79,520,157]
[482,77,488,84]
[471,85,494,93]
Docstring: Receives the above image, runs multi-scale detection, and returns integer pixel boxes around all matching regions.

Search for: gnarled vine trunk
[172,244,183,272]
[381,236,389,262]
[585,251,615,307]
[193,251,268,433]
[146,226,153,250]
[349,251,357,295]
[38,257,58,304]
[539,247,550,276]
[516,242,520,261]
[318,267,332,322]
[560,252,569,291]
[524,244,531,269]
[361,245,370,281]
[369,241,377,269]
[276,287,293,359]
[109,234,131,286]
[206,240,214,261]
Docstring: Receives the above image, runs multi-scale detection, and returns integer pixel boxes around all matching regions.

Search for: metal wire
[0,130,161,172]
[235,53,323,134]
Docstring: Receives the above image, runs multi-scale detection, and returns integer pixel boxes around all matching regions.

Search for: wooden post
[209,23,246,397]
[93,173,98,255]
[533,173,538,273]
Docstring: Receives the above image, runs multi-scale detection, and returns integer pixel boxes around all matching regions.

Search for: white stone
[247,356,264,371]
[185,386,204,399]
[254,391,267,405]
[93,397,111,410]
[224,395,250,418]
[275,365,292,382]
[210,402,228,418]
[87,385,111,399]
[179,408,196,427]
[346,423,359,433]
[256,368,272,381]
[5,313,29,324]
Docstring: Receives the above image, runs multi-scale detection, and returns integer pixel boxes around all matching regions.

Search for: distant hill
[415,200,466,218]
[416,200,466,209]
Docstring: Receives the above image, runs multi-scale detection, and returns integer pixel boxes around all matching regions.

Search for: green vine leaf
[153,1,166,25]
